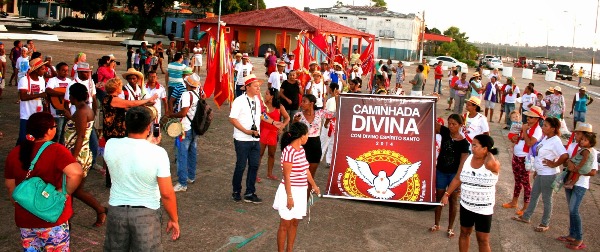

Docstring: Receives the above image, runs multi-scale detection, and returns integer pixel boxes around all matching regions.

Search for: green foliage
[216,0,266,15]
[428,27,441,35]
[66,0,112,18]
[463,59,477,67]
[371,0,387,7]
[103,11,130,32]
[428,26,481,64]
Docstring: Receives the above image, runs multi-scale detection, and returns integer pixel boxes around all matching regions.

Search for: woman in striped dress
[441,134,500,252]
[273,122,321,252]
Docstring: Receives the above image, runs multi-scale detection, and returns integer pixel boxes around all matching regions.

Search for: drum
[163,119,183,137]
[145,106,158,120]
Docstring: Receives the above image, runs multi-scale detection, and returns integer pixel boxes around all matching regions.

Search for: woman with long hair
[293,94,334,195]
[4,112,83,251]
[273,122,320,252]
[64,83,107,227]
[430,114,470,238]
[260,88,290,180]
[441,134,500,252]
[513,117,568,232]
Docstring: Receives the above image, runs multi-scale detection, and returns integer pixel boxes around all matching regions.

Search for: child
[563,132,597,189]
[150,51,159,72]
[375,75,387,95]
[134,49,141,71]
[506,111,522,147]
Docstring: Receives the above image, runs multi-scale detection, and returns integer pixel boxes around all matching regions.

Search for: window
[359,17,367,20]
[385,19,391,22]
[379,30,395,38]
[170,21,177,34]
[340,16,347,19]
[319,14,328,18]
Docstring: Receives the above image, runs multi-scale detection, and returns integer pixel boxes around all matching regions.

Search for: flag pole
[217,0,222,37]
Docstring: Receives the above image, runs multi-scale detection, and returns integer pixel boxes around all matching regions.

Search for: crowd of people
[0,38,598,252]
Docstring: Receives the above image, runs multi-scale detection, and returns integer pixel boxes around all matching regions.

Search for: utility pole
[592,0,599,85]
[419,11,425,62]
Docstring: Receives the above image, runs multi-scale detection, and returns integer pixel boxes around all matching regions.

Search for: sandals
[256,177,262,183]
[511,216,530,223]
[266,175,279,180]
[534,224,550,232]
[447,229,455,238]
[93,207,108,227]
[428,224,440,232]
[566,243,587,250]
[515,210,524,216]
[502,202,517,209]
[556,236,576,242]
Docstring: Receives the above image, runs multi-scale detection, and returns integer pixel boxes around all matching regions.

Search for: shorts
[460,205,492,233]
[303,136,322,163]
[0,55,6,63]
[410,90,423,96]
[273,184,308,220]
[484,100,496,109]
[449,89,455,99]
[21,222,70,251]
[574,111,586,123]
[104,206,163,251]
[259,127,278,146]
[436,170,457,190]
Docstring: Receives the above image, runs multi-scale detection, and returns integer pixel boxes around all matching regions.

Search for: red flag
[359,37,375,75]
[311,33,329,53]
[213,26,232,107]
[203,28,218,98]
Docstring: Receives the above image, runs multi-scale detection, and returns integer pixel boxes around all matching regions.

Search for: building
[306,5,423,61]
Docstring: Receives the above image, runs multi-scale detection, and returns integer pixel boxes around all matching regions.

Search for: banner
[203,28,217,98]
[325,94,438,205]
[213,25,233,107]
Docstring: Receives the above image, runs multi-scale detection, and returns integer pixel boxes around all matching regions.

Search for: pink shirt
[280,145,309,187]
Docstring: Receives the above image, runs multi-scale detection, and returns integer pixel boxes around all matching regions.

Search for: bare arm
[71,108,91,159]
[157,177,180,241]
[63,162,84,194]
[282,161,294,209]
[279,105,290,129]
[228,117,255,136]
[19,89,46,101]
[169,106,190,119]
[110,96,154,109]
[278,87,292,104]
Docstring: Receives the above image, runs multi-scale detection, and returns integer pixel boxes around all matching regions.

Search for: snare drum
[163,119,183,137]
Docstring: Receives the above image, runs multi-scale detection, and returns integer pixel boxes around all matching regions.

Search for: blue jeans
[235,85,244,98]
[17,119,27,145]
[504,102,516,128]
[573,111,586,123]
[177,129,197,186]
[53,117,66,144]
[434,78,442,94]
[565,186,587,241]
[232,140,260,195]
[89,128,98,167]
[436,170,456,190]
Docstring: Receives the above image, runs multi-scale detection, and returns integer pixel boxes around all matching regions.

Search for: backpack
[187,91,213,135]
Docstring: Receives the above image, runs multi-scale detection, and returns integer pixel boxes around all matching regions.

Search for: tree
[428,27,441,35]
[66,0,112,19]
[371,0,386,7]
[217,0,265,15]
[103,10,131,36]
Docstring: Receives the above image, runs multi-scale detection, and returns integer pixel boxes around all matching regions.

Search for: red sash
[463,113,473,144]
[521,123,538,153]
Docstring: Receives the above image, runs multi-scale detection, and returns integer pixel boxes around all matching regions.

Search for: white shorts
[410,90,423,96]
[194,55,202,67]
[273,184,308,220]
[484,100,496,109]
[0,55,6,63]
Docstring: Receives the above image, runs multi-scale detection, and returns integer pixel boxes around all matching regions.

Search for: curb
[551,80,600,98]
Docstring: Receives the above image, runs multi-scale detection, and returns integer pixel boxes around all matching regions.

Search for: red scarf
[521,123,539,153]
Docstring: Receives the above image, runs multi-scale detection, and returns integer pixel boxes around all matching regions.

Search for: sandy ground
[0,38,599,252]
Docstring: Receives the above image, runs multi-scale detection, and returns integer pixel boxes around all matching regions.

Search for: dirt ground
[0,37,600,252]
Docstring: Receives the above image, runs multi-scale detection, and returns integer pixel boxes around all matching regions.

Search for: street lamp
[564,11,577,64]
[592,0,599,85]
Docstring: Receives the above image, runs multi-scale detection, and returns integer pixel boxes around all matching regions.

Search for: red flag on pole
[213,25,232,107]
[203,28,218,98]
[359,37,375,75]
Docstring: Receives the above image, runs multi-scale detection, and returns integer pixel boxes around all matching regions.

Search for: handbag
[12,141,68,223]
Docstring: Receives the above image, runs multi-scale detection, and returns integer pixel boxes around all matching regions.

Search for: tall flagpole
[591,0,599,85]
[217,0,222,36]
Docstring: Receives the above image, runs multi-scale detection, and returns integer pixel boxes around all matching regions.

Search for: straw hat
[466,96,481,107]
[523,106,544,118]
[147,49,155,55]
[554,86,562,93]
[311,71,323,77]
[321,60,329,65]
[546,87,555,93]
[184,73,201,88]
[242,53,249,58]
[309,61,318,66]
[28,58,48,73]
[579,86,587,91]
[235,53,242,57]
[107,54,116,61]
[76,62,92,72]
[243,74,263,86]
[574,122,593,132]
[277,61,286,67]
[122,68,144,80]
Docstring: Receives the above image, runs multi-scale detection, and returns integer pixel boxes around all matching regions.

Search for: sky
[264,0,600,49]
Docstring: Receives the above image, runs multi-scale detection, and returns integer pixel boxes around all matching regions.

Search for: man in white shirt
[145,71,167,120]
[520,85,536,123]
[15,47,29,81]
[104,106,180,251]
[320,60,331,85]
[120,68,144,101]
[268,61,287,90]
[234,53,253,98]
[284,53,295,76]
[45,62,72,143]
[229,74,281,203]
[17,58,46,144]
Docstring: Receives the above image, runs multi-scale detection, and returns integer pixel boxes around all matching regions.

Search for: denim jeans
[232,139,260,195]
[504,102,516,127]
[17,119,27,145]
[89,128,99,167]
[565,186,587,240]
[434,78,442,94]
[53,117,66,144]
[235,85,244,98]
[177,129,197,186]
[523,174,556,226]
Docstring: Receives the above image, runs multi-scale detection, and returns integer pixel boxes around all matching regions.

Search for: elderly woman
[503,106,543,216]
[513,117,568,232]
[547,86,565,119]
[102,78,157,187]
[4,112,83,251]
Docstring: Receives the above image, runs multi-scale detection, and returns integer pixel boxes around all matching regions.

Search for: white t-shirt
[105,137,170,210]
[305,81,325,108]
[16,56,29,79]
[118,83,142,101]
[567,143,599,189]
[229,93,261,141]
[235,63,253,85]
[193,47,203,54]
[521,93,536,111]
[147,84,167,120]
[65,76,96,115]
[513,124,543,157]
[462,113,490,143]
[46,76,72,117]
[178,90,199,132]
[268,71,287,90]
[503,85,520,103]
[534,136,567,175]
[321,70,331,83]
[18,76,45,120]
[285,60,294,73]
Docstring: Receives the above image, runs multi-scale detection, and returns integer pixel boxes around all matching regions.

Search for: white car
[428,56,468,72]
[486,59,504,70]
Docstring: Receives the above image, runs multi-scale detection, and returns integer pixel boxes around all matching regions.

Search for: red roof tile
[424,33,453,43]
[193,6,371,38]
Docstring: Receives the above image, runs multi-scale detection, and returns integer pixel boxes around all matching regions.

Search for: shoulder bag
[12,141,68,223]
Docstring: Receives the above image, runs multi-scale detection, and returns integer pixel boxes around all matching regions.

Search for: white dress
[193,47,203,67]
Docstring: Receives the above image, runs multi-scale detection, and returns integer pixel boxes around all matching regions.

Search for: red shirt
[434,65,443,79]
[4,142,77,228]
[97,65,116,85]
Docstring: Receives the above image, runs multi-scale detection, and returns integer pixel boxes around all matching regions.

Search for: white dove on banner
[346,156,421,200]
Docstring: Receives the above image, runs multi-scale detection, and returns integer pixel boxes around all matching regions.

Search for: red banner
[203,28,217,98]
[213,25,233,107]
[325,94,438,205]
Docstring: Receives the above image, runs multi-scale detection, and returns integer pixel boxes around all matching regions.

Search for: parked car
[533,64,549,74]
[554,64,573,81]
[428,56,468,72]
[486,59,503,70]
